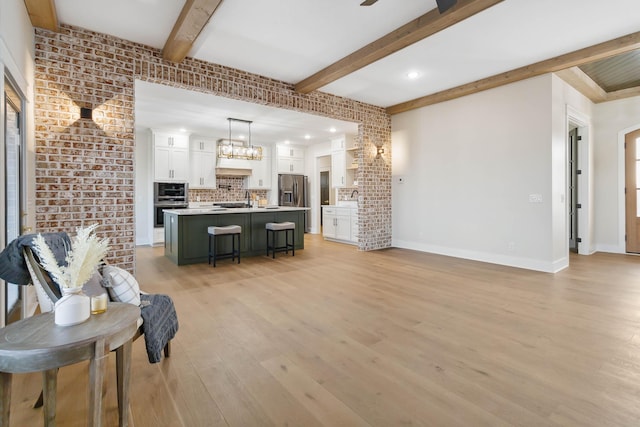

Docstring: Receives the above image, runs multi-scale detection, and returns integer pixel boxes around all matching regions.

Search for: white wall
[135,129,152,245]
[0,0,35,320]
[392,74,592,272]
[593,96,640,252]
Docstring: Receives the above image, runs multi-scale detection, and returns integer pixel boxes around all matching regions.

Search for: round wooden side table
[0,302,140,427]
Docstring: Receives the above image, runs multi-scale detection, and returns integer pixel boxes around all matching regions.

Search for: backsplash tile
[190,177,267,203]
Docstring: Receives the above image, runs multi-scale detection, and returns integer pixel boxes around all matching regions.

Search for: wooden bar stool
[208,225,241,267]
[265,222,295,258]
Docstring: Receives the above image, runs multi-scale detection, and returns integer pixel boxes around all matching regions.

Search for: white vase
[55,287,91,326]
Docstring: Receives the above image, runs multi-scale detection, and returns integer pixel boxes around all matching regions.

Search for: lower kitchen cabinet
[163,210,305,265]
[323,207,357,244]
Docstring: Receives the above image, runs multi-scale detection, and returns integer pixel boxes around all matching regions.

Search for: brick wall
[34,24,391,270]
[34,27,136,268]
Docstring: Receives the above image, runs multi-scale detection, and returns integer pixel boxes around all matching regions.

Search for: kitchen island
[163,206,307,265]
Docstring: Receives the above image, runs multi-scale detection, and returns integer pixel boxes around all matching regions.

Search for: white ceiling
[56,0,640,137]
[134,81,358,145]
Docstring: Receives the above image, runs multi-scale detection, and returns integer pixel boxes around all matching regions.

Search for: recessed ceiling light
[304,134,311,140]
[284,140,290,145]
[329,127,337,133]
[179,128,187,132]
[407,71,420,80]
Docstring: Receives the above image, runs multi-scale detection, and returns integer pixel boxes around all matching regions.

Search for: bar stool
[265,222,295,258]
[208,225,241,267]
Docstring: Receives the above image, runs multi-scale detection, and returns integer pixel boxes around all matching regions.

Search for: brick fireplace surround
[34,25,391,271]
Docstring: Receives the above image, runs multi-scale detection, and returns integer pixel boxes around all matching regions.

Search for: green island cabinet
[164,210,305,265]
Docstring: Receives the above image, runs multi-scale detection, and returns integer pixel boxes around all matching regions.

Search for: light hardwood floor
[9,235,640,426]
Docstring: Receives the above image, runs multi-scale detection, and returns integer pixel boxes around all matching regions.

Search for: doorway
[3,77,25,325]
[624,129,640,253]
[320,171,329,226]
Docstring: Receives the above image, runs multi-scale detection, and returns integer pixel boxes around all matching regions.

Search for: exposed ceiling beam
[162,0,224,63]
[294,0,504,94]
[605,86,640,103]
[555,67,608,103]
[23,0,58,32]
[386,31,640,115]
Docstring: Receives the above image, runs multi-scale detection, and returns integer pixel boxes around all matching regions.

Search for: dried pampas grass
[33,224,110,291]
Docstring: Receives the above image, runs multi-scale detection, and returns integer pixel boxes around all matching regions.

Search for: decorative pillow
[102,265,141,306]
[82,270,108,298]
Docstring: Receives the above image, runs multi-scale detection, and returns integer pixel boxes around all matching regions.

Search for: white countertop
[163,206,309,215]
[325,202,358,209]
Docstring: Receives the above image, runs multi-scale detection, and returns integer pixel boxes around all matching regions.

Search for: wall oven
[154,182,188,227]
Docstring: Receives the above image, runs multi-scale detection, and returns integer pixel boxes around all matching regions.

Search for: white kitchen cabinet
[277,145,305,159]
[247,146,271,189]
[323,207,352,243]
[277,158,304,174]
[153,227,164,245]
[189,152,216,188]
[277,145,305,174]
[189,137,216,189]
[153,131,189,182]
[331,150,346,187]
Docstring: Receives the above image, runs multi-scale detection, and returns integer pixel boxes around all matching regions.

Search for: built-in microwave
[154,182,188,227]
[154,182,188,203]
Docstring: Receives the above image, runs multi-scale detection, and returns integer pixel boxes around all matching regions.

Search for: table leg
[116,339,132,427]
[89,338,107,427]
[43,369,58,426]
[0,372,11,427]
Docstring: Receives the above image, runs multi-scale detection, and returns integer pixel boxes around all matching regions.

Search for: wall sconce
[80,107,93,120]
[376,146,385,158]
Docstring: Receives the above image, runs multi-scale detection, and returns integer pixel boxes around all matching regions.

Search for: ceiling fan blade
[360,0,378,5]
[436,0,457,13]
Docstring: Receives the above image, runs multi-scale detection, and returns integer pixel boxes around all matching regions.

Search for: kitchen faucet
[350,189,359,199]
[245,190,251,207]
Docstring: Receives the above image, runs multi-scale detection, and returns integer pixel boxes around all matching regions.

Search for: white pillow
[102,265,141,306]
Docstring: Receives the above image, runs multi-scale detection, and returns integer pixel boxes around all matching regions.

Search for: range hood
[216,157,252,176]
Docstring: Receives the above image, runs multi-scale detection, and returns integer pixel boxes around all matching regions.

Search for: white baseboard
[594,244,624,254]
[393,239,564,273]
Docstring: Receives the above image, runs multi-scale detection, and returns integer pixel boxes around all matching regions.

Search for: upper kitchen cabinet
[189,137,216,189]
[153,131,189,182]
[277,145,305,174]
[247,145,272,190]
[331,134,357,188]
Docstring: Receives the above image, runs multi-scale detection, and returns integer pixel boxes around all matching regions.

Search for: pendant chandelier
[217,117,263,160]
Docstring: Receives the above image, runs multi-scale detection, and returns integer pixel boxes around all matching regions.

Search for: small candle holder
[90,293,108,314]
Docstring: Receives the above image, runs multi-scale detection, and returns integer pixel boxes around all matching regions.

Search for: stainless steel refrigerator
[278,174,309,232]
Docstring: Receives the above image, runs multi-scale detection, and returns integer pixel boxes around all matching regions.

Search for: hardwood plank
[8,236,640,425]
[295,0,504,94]
[261,356,370,427]
[156,346,228,427]
[387,31,640,114]
[162,0,224,63]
